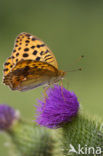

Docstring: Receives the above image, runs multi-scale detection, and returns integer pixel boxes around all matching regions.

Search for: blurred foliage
[0,0,103,155]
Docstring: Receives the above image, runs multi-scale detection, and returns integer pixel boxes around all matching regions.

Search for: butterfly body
[3,33,65,91]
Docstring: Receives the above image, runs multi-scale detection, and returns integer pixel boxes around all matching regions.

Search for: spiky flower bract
[62,113,103,155]
[0,104,18,131]
[0,104,55,156]
[35,85,79,128]
[8,122,55,156]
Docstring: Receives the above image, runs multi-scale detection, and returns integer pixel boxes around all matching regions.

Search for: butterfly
[3,32,65,91]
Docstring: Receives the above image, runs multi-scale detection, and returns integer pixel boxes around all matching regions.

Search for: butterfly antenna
[65,67,82,73]
[64,55,84,73]
[69,55,84,67]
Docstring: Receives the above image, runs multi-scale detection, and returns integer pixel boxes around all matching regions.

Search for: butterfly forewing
[3,57,14,76]
[11,32,58,69]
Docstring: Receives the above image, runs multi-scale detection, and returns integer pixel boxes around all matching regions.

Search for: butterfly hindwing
[3,60,59,91]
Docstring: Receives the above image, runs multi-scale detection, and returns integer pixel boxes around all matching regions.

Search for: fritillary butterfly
[3,32,65,91]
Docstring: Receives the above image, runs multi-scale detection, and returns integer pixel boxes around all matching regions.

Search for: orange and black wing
[3,60,59,91]
[11,32,58,68]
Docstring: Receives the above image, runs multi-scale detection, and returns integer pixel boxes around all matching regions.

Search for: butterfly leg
[43,86,49,99]
[60,80,65,102]
[43,86,50,110]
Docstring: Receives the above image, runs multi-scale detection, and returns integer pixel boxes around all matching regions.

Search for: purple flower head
[35,85,79,129]
[0,104,19,131]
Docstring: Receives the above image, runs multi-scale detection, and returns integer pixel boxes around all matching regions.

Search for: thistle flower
[36,84,79,128]
[0,104,19,131]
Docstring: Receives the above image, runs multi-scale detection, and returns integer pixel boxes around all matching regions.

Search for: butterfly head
[59,70,66,78]
[55,70,66,82]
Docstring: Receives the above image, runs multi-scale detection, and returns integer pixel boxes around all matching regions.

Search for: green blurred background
[0,0,103,155]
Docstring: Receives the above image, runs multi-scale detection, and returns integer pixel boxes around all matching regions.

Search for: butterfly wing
[3,32,64,91]
[3,57,14,76]
[11,32,58,69]
[3,60,59,91]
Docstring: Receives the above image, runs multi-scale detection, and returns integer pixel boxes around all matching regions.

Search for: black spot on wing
[12,56,15,59]
[45,57,53,61]
[40,51,44,55]
[31,46,35,49]
[36,44,45,48]
[25,40,30,43]
[26,33,31,37]
[36,57,41,61]
[24,66,30,71]
[15,44,18,47]
[18,47,21,50]
[16,53,19,56]
[44,55,51,58]
[24,48,29,51]
[32,37,36,41]
[4,68,9,71]
[33,50,37,55]
[4,62,10,66]
[45,50,49,54]
[13,49,16,53]
[23,53,29,57]
[16,59,18,62]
